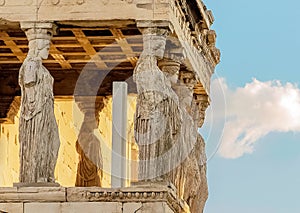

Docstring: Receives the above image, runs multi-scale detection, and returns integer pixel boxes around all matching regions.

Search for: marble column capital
[20,22,57,41]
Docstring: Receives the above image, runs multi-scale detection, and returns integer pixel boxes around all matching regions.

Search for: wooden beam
[0,59,133,64]
[60,27,110,31]
[49,42,72,69]
[0,43,139,48]
[110,29,138,67]
[0,31,26,62]
[0,60,21,64]
[72,29,108,69]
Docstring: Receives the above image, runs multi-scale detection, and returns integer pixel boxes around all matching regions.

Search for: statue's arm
[21,59,39,112]
[23,60,38,87]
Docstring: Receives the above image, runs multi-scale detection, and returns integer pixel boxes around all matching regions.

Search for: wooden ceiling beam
[49,42,72,69]
[110,28,138,67]
[71,29,108,69]
[0,31,26,62]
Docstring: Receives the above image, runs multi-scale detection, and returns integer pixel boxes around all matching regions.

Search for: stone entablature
[0,0,220,95]
[0,183,189,213]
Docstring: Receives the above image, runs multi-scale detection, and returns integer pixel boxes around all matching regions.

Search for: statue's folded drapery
[19,57,60,183]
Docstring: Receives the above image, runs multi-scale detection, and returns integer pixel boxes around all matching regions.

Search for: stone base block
[13,182,60,187]
[0,183,190,213]
[0,203,23,213]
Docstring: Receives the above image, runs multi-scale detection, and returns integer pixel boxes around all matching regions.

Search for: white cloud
[208,78,300,159]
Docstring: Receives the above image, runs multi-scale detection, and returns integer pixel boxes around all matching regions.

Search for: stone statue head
[194,95,209,128]
[158,59,180,87]
[25,28,52,59]
[27,39,51,59]
[142,28,168,59]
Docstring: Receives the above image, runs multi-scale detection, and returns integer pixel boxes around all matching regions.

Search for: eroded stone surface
[67,202,122,213]
[0,203,23,213]
[0,187,65,202]
[132,26,209,212]
[123,202,142,213]
[18,22,60,184]
[24,203,61,213]
[23,202,123,213]
[0,185,188,212]
[142,202,173,213]
[133,27,181,181]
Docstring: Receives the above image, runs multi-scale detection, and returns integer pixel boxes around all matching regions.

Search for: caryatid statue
[169,70,209,213]
[18,23,60,183]
[133,27,181,181]
[182,94,209,213]
[75,97,104,187]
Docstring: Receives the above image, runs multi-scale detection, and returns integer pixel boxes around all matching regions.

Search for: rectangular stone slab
[0,203,23,213]
[0,187,66,202]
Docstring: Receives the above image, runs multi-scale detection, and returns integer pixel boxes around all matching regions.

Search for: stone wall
[0,96,137,187]
[0,183,188,213]
[0,112,19,186]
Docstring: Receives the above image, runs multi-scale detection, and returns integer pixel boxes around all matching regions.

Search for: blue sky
[202,0,300,212]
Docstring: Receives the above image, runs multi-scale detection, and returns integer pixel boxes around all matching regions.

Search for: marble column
[111,82,128,188]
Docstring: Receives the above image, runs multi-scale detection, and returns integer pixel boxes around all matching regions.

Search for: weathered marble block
[0,187,65,203]
[0,183,190,213]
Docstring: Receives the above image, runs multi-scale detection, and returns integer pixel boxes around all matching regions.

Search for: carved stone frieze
[66,183,189,212]
[0,183,189,212]
[169,0,220,96]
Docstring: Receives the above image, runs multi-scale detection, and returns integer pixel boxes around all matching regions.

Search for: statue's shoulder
[24,57,42,70]
[22,57,42,85]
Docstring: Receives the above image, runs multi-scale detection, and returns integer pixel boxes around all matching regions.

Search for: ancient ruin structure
[0,0,220,212]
